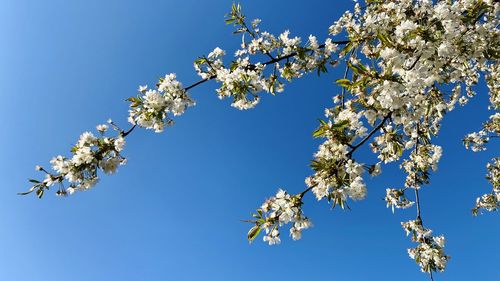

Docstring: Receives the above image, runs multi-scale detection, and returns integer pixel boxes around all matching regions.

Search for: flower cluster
[401,143,443,188]
[306,154,368,206]
[463,131,491,152]
[194,3,342,110]
[301,101,382,209]
[195,48,267,110]
[291,101,386,216]
[127,73,195,132]
[371,124,405,164]
[23,121,127,197]
[247,189,312,245]
[385,188,415,213]
[473,157,500,215]
[248,0,499,275]
[464,113,500,151]
[402,220,450,273]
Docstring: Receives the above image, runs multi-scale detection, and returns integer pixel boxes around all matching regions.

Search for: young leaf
[336,78,352,88]
[247,225,261,243]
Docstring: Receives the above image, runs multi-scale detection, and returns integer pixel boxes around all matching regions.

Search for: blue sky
[1,0,499,280]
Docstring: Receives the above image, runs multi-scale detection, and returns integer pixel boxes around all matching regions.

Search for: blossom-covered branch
[23,1,500,278]
[21,3,350,198]
[242,0,498,277]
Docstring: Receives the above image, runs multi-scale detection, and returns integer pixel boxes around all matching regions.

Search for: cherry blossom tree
[21,1,500,278]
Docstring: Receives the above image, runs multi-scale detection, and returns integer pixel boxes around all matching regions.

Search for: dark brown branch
[347,113,391,157]
[185,78,211,91]
[121,125,136,137]
[414,181,422,221]
[412,125,433,281]
[414,124,423,222]
[299,185,315,198]
[260,41,350,66]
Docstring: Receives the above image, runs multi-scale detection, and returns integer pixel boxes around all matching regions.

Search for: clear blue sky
[1,1,499,280]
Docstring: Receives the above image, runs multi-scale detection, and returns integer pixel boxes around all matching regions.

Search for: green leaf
[352,77,368,88]
[335,78,352,88]
[229,61,239,71]
[316,63,328,77]
[347,61,369,75]
[376,31,394,48]
[312,126,325,138]
[247,225,261,243]
[297,48,307,60]
[36,189,44,199]
[194,57,207,65]
[257,209,263,216]
[310,160,323,171]
[332,120,350,130]
[339,42,354,57]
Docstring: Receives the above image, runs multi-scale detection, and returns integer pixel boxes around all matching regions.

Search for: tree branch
[120,39,351,139]
[347,113,391,157]
[413,124,423,222]
[121,125,136,137]
[299,113,391,199]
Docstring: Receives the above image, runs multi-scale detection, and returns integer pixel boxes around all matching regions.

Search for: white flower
[138,85,147,92]
[96,124,108,133]
[114,137,125,152]
[72,146,94,166]
[100,157,122,174]
[143,89,166,110]
[263,228,281,245]
[347,176,367,201]
[395,20,418,39]
[129,73,195,132]
[50,156,69,174]
[208,47,225,59]
[77,132,96,148]
[308,35,319,50]
[364,110,377,125]
[433,236,446,248]
[290,227,301,240]
[437,42,452,58]
[371,163,382,176]
[324,38,338,53]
